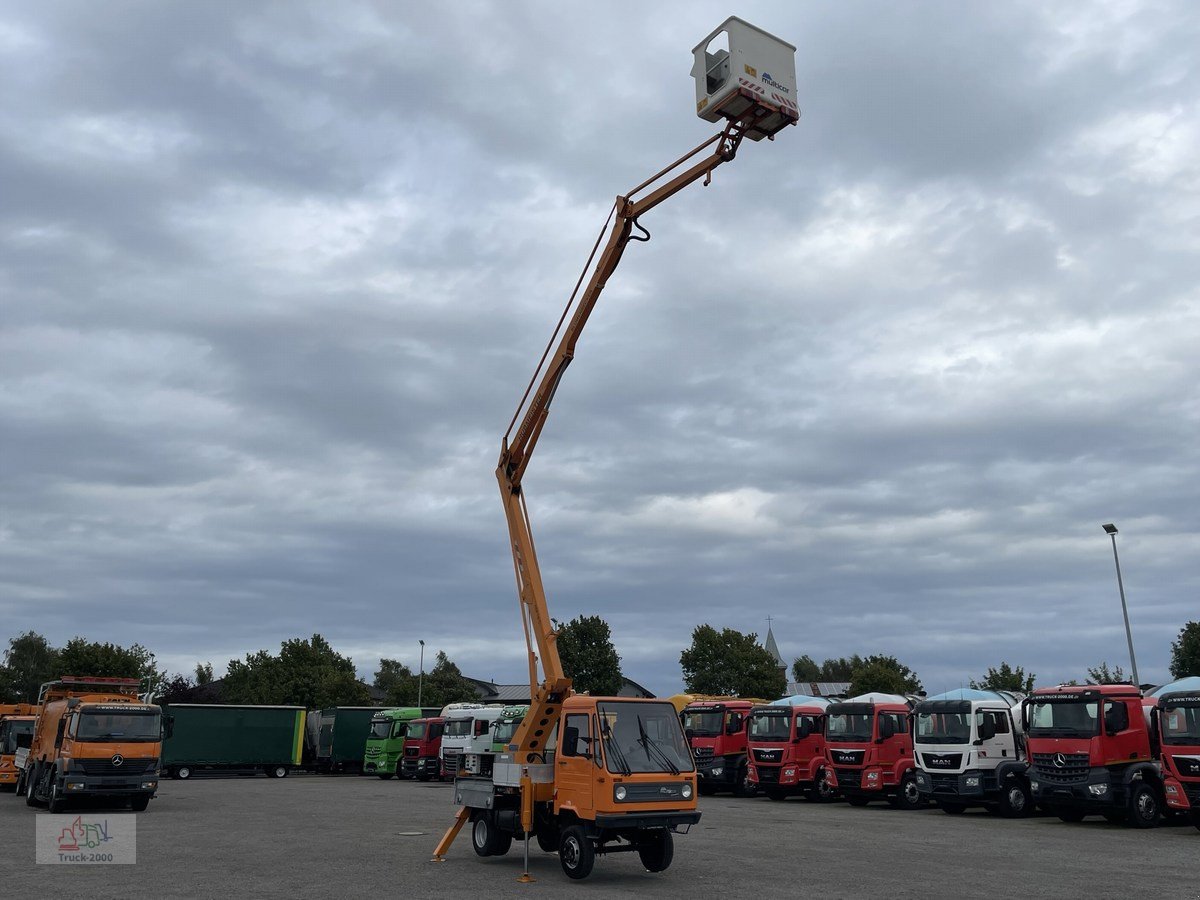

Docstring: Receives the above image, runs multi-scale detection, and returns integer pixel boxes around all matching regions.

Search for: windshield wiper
[637,716,679,776]
[602,721,632,776]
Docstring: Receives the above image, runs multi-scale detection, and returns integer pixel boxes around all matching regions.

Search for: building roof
[786,681,851,698]
[467,675,656,702]
[764,626,785,667]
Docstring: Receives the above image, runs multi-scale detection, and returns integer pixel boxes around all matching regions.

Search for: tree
[680,625,787,699]
[194,662,215,685]
[791,655,820,682]
[1170,621,1200,679]
[0,631,61,703]
[1086,661,1129,685]
[970,662,1036,694]
[555,615,623,696]
[847,655,922,697]
[374,658,419,706]
[57,638,163,692]
[418,651,478,707]
[224,634,370,707]
[158,673,195,702]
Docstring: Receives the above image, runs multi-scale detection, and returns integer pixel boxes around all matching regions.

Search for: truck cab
[824,693,922,809]
[441,704,503,778]
[491,705,530,753]
[681,699,757,796]
[0,704,36,789]
[912,688,1031,816]
[1024,683,1163,828]
[402,716,445,780]
[746,697,833,801]
[364,707,437,779]
[18,676,167,813]
[1150,677,1200,832]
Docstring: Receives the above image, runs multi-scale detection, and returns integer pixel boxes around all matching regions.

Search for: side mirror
[877,717,895,742]
[1104,704,1129,735]
[66,698,80,709]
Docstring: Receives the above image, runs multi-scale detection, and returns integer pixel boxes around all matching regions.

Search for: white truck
[912,688,1032,817]
[439,704,505,778]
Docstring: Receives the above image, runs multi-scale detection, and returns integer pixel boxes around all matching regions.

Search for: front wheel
[806,772,836,803]
[47,774,67,814]
[893,773,923,811]
[637,829,673,873]
[25,763,42,807]
[733,765,757,798]
[999,779,1032,818]
[559,825,595,880]
[1127,782,1162,829]
[1191,811,1200,833]
[766,787,788,802]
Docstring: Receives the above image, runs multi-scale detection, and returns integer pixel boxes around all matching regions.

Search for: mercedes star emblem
[111,754,124,767]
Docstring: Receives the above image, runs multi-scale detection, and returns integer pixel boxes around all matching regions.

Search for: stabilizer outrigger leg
[431,806,470,862]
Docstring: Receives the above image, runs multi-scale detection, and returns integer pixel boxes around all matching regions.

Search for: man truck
[682,698,758,797]
[161,703,305,779]
[1153,677,1200,832]
[823,692,923,809]
[401,716,446,780]
[364,706,440,778]
[430,16,799,880]
[746,697,834,801]
[0,703,36,790]
[18,676,167,813]
[1024,682,1164,827]
[912,688,1032,817]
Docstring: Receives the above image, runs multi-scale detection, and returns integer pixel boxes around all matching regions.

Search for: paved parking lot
[2,775,1198,898]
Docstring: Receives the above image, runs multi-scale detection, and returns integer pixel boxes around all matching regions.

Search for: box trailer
[162,704,305,779]
[314,707,387,774]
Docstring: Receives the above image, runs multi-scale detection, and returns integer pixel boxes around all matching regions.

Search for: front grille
[835,767,860,788]
[929,773,959,794]
[74,758,156,776]
[829,749,864,766]
[755,766,780,785]
[753,749,783,763]
[617,782,686,802]
[691,746,714,761]
[1184,783,1200,806]
[405,746,419,757]
[1032,753,1089,784]
[921,753,963,770]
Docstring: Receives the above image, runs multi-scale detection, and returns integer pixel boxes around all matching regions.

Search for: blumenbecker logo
[760,71,790,94]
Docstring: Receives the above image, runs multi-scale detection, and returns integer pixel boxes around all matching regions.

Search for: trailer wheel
[999,780,1032,818]
[634,828,673,872]
[1127,782,1161,829]
[176,766,192,780]
[471,812,503,857]
[130,794,151,812]
[558,825,595,880]
[268,766,289,779]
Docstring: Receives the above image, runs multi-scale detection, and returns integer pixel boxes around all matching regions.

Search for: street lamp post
[1102,523,1140,687]
[418,639,426,708]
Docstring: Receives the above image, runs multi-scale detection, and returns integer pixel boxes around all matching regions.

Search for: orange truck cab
[0,703,37,788]
[451,695,700,880]
[746,698,835,802]
[823,693,923,809]
[17,676,169,813]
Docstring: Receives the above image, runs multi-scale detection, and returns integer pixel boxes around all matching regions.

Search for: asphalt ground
[2,775,1198,899]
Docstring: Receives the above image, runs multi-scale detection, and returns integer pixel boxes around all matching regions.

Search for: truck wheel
[806,772,836,803]
[999,780,1032,818]
[733,764,757,798]
[1127,782,1161,829]
[47,773,67,814]
[637,829,674,873]
[26,763,43,807]
[377,772,394,780]
[15,768,26,797]
[1056,809,1086,823]
[130,794,151,812]
[269,766,289,779]
[939,802,966,815]
[176,766,192,780]
[470,812,502,857]
[558,825,595,880]
[492,831,513,856]
[893,773,923,811]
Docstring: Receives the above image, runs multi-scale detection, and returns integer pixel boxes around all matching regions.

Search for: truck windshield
[369,721,391,740]
[1161,704,1200,746]
[2,720,34,754]
[826,714,872,742]
[407,722,427,740]
[598,702,695,775]
[75,711,161,742]
[494,720,520,744]
[1028,700,1099,738]
[682,710,723,737]
[444,718,473,738]
[748,713,789,741]
[916,712,970,744]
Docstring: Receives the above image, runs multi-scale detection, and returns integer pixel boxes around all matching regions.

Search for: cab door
[556,712,597,818]
[875,711,907,784]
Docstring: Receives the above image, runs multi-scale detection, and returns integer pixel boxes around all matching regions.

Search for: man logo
[111,754,124,767]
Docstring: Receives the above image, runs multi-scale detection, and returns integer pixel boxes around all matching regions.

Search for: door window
[565,713,591,757]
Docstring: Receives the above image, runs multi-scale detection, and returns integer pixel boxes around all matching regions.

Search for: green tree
[418,651,478,707]
[194,662,215,685]
[680,625,787,699]
[57,638,163,692]
[1169,621,1200,679]
[847,655,922,697]
[970,662,1036,693]
[0,631,61,703]
[791,654,820,682]
[816,656,859,682]
[555,615,623,696]
[1086,661,1129,685]
[224,634,370,707]
[374,658,419,706]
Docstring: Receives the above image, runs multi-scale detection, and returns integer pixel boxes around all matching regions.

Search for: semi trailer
[161,703,305,779]
[912,688,1032,816]
[823,692,923,809]
[312,706,386,774]
[1153,677,1200,832]
[746,697,834,801]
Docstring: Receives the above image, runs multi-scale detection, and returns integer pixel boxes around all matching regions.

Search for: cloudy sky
[2,2,1198,696]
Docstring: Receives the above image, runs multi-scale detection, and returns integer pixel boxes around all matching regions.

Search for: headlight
[682,783,693,799]
[1088,784,1108,796]
[865,771,879,783]
[964,775,980,787]
[711,766,724,777]
[1030,780,1040,791]
[615,785,627,801]
[1165,784,1179,796]
[783,768,796,777]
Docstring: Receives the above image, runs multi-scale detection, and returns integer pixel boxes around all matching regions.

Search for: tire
[806,772,836,803]
[130,794,150,812]
[559,825,595,880]
[846,795,869,807]
[637,829,674,873]
[26,763,42,807]
[15,769,26,797]
[894,773,923,811]
[471,812,502,857]
[940,802,967,815]
[492,832,513,856]
[766,787,788,802]
[999,779,1033,818]
[377,773,394,780]
[1056,809,1086,823]
[1127,782,1162,829]
[269,766,289,779]
[733,764,756,798]
[177,766,192,780]
[47,772,67,814]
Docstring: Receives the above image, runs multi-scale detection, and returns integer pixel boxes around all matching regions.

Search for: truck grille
[835,767,860,788]
[1184,783,1200,807]
[929,773,959,794]
[829,749,864,766]
[753,749,783,763]
[75,758,156,776]
[921,753,962,770]
[405,747,420,757]
[1032,753,1089,784]
[691,746,713,761]
[755,766,780,785]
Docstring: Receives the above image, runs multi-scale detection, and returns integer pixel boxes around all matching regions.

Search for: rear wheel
[1127,782,1162,829]
[939,802,967,815]
[471,813,501,857]
[559,825,595,880]
[130,794,150,812]
[999,779,1032,818]
[637,829,674,873]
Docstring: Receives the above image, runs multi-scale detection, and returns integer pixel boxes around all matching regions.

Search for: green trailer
[161,704,305,780]
[313,707,387,774]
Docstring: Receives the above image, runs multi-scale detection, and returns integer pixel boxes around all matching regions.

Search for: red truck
[400,716,444,781]
[1151,679,1200,831]
[682,699,757,797]
[823,693,922,809]
[746,700,834,801]
[1024,683,1164,827]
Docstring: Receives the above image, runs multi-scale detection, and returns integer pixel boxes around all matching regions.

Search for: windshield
[826,713,872,742]
[494,720,520,744]
[599,702,695,775]
[369,721,391,740]
[1161,705,1200,746]
[2,720,33,754]
[1028,700,1099,738]
[444,718,472,739]
[916,712,970,744]
[75,711,161,742]
[406,722,427,740]
[748,713,789,741]
[682,710,724,737]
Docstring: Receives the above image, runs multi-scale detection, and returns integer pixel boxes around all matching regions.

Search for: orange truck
[0,703,37,789]
[16,676,169,813]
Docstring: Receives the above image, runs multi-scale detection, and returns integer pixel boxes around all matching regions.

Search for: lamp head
[1102,523,1118,535]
